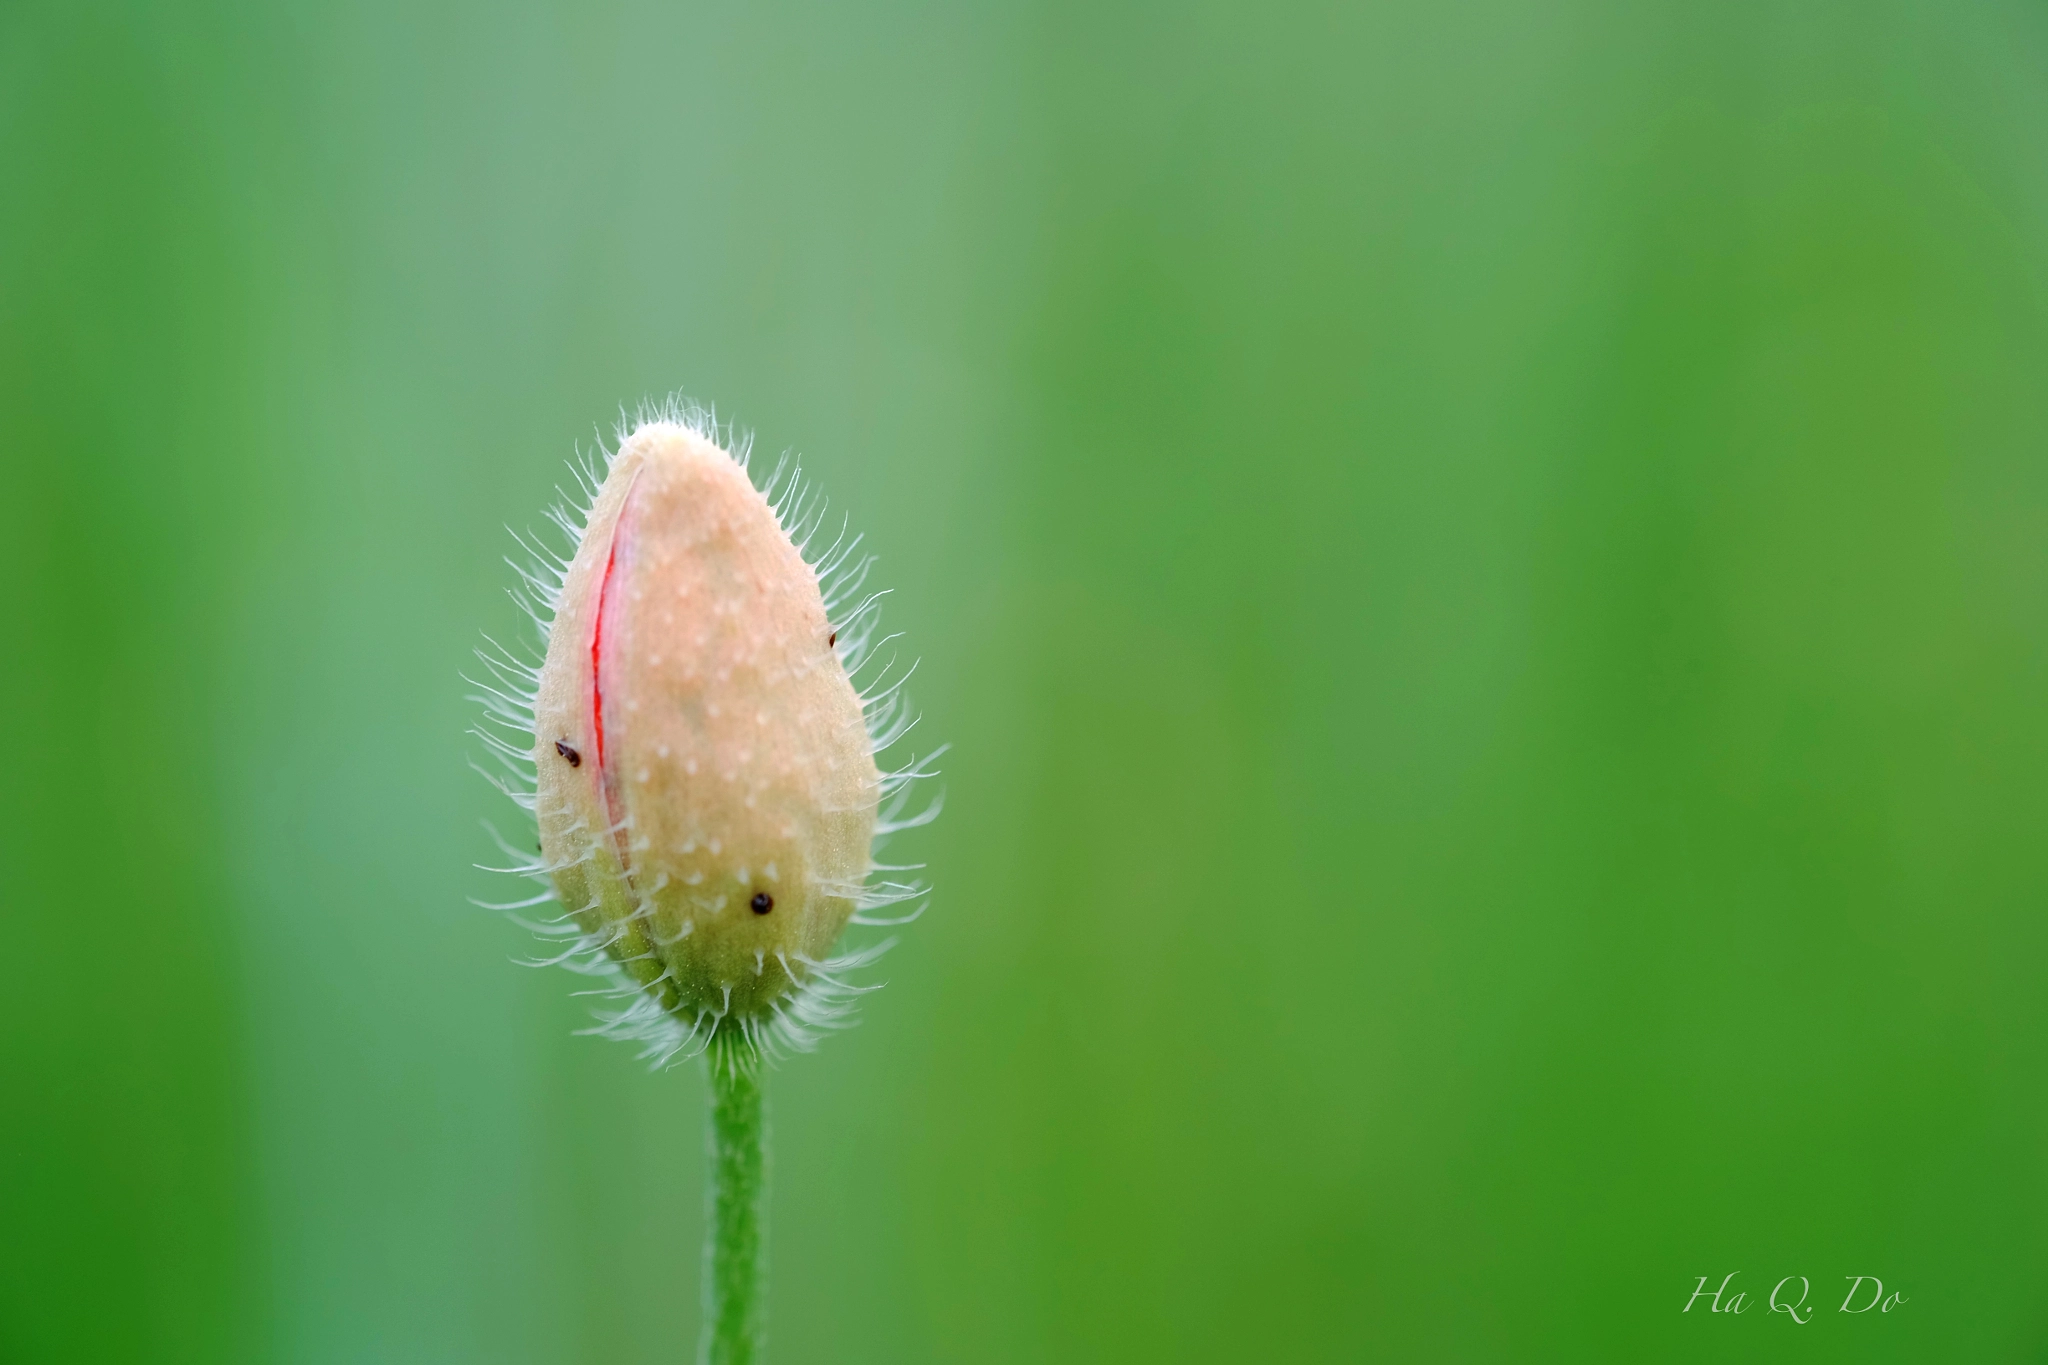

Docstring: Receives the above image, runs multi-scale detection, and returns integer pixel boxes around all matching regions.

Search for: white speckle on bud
[469,398,943,1066]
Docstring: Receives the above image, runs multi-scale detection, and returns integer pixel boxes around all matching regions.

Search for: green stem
[702,1033,767,1365]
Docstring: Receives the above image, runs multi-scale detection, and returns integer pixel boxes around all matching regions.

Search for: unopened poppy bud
[473,401,938,1063]
[535,415,877,1022]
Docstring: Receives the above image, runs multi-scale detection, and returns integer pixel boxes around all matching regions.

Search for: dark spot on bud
[555,739,582,767]
[828,631,837,648]
[751,892,774,915]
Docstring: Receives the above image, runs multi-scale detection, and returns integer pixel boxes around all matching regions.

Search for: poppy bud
[473,402,936,1062]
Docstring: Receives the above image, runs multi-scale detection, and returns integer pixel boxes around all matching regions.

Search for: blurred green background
[6,1,2048,1360]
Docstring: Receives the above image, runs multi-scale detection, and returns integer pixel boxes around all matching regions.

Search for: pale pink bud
[473,403,937,1062]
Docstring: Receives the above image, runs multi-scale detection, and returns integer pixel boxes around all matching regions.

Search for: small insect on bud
[471,400,939,1065]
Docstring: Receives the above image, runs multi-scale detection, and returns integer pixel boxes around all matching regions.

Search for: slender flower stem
[702,1033,767,1365]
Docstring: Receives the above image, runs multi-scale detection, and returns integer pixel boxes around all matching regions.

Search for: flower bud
[475,405,933,1061]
